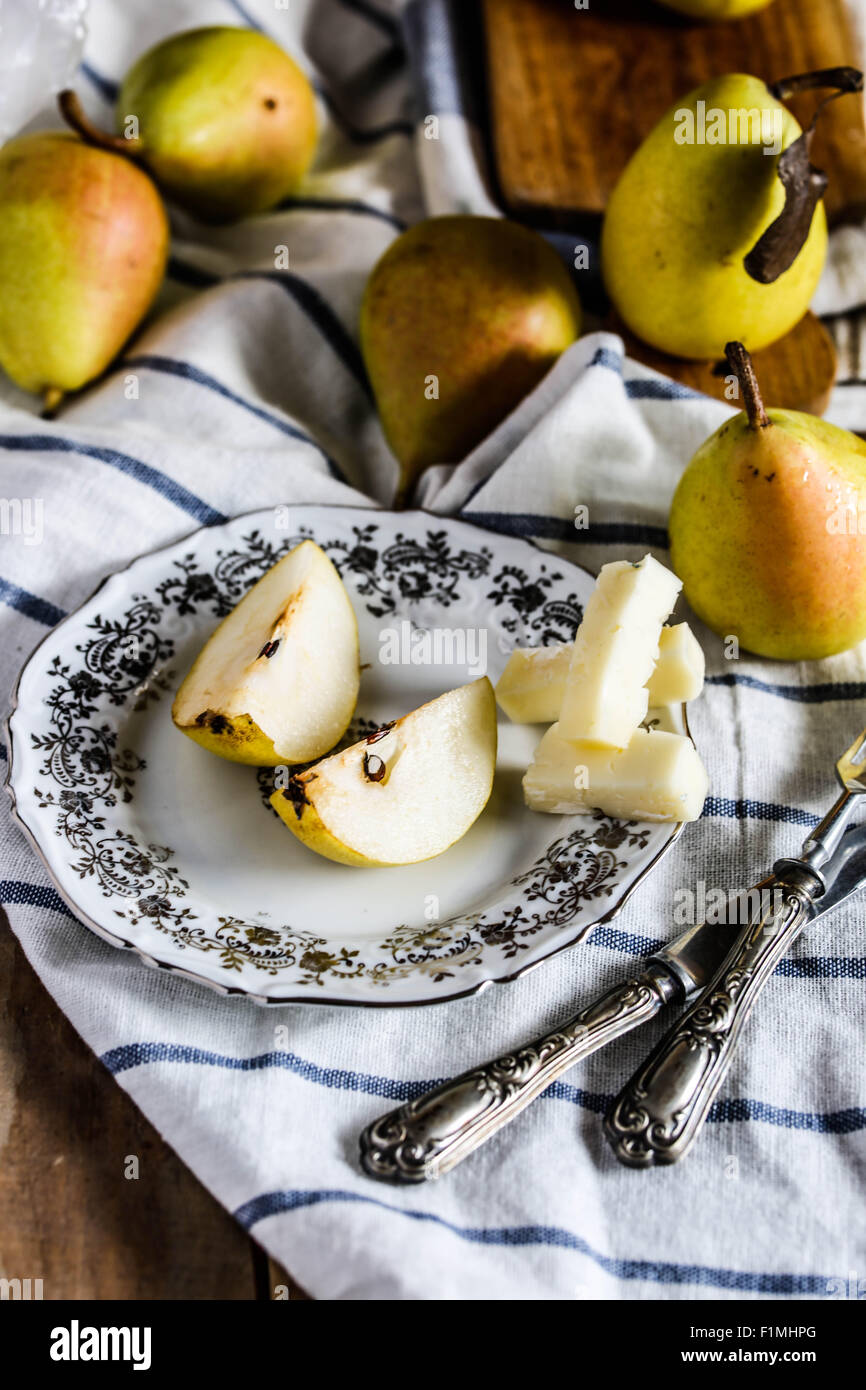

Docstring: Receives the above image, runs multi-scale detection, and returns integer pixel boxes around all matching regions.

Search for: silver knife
[359,819,866,1185]
[605,726,866,1167]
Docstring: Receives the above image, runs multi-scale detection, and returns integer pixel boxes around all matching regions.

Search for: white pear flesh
[270,678,497,866]
[557,554,682,747]
[172,539,359,766]
[523,723,708,823]
[495,622,704,724]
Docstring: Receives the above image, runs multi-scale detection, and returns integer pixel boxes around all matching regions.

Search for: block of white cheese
[647,623,705,705]
[557,555,682,747]
[495,642,571,723]
[496,623,704,724]
[523,723,708,823]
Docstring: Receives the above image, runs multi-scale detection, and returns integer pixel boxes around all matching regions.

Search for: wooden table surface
[0,908,309,1300]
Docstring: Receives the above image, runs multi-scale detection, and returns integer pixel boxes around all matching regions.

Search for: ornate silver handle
[359,966,682,1183]
[604,870,821,1167]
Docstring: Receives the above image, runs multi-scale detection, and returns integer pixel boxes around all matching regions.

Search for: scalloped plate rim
[4,504,689,1008]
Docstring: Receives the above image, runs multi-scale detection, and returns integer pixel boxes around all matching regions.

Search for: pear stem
[58,90,143,158]
[41,387,65,419]
[725,341,769,429]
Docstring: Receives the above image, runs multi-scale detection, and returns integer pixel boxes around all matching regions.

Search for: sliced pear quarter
[270,678,497,866]
[172,539,359,766]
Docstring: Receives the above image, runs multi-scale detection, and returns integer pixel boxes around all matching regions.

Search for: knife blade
[651,819,866,995]
[359,822,866,1185]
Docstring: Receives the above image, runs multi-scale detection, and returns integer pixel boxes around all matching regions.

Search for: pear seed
[363,752,386,782]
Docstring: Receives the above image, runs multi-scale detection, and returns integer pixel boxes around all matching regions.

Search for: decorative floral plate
[6,506,688,1006]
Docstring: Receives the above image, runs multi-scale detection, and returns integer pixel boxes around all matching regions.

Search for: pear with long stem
[0,120,168,414]
[669,342,866,659]
[601,69,862,359]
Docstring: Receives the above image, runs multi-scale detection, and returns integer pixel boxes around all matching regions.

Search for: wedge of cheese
[495,622,704,724]
[495,642,572,723]
[646,622,705,705]
[523,722,708,823]
[557,555,682,747]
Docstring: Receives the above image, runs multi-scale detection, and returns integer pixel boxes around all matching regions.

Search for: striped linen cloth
[2,0,866,1300]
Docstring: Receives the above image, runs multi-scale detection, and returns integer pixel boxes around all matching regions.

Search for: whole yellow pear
[669,344,866,659]
[360,216,582,503]
[116,27,318,221]
[601,73,827,359]
[0,132,168,405]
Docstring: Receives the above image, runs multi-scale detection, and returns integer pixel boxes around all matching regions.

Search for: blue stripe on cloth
[235,272,372,395]
[170,256,444,407]
[0,576,65,628]
[626,379,706,402]
[275,195,406,230]
[235,271,371,394]
[103,1042,427,1101]
[587,345,709,401]
[587,924,663,957]
[122,354,347,479]
[221,0,264,30]
[404,0,477,120]
[702,797,819,827]
[231,1187,834,1294]
[460,512,670,548]
[589,346,624,372]
[99,1040,866,1133]
[0,435,226,525]
[166,260,373,398]
[313,83,414,143]
[0,880,74,916]
[777,956,866,980]
[707,672,866,704]
[709,1096,866,1133]
[79,60,119,102]
[529,1080,866,1135]
[586,928,866,983]
[0,743,6,760]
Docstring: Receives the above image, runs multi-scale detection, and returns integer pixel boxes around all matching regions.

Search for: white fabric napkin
[1,0,865,1300]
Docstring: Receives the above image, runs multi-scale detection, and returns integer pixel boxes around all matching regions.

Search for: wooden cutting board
[608,308,838,414]
[484,0,866,224]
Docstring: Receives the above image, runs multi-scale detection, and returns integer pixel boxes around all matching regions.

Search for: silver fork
[604,725,866,1167]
